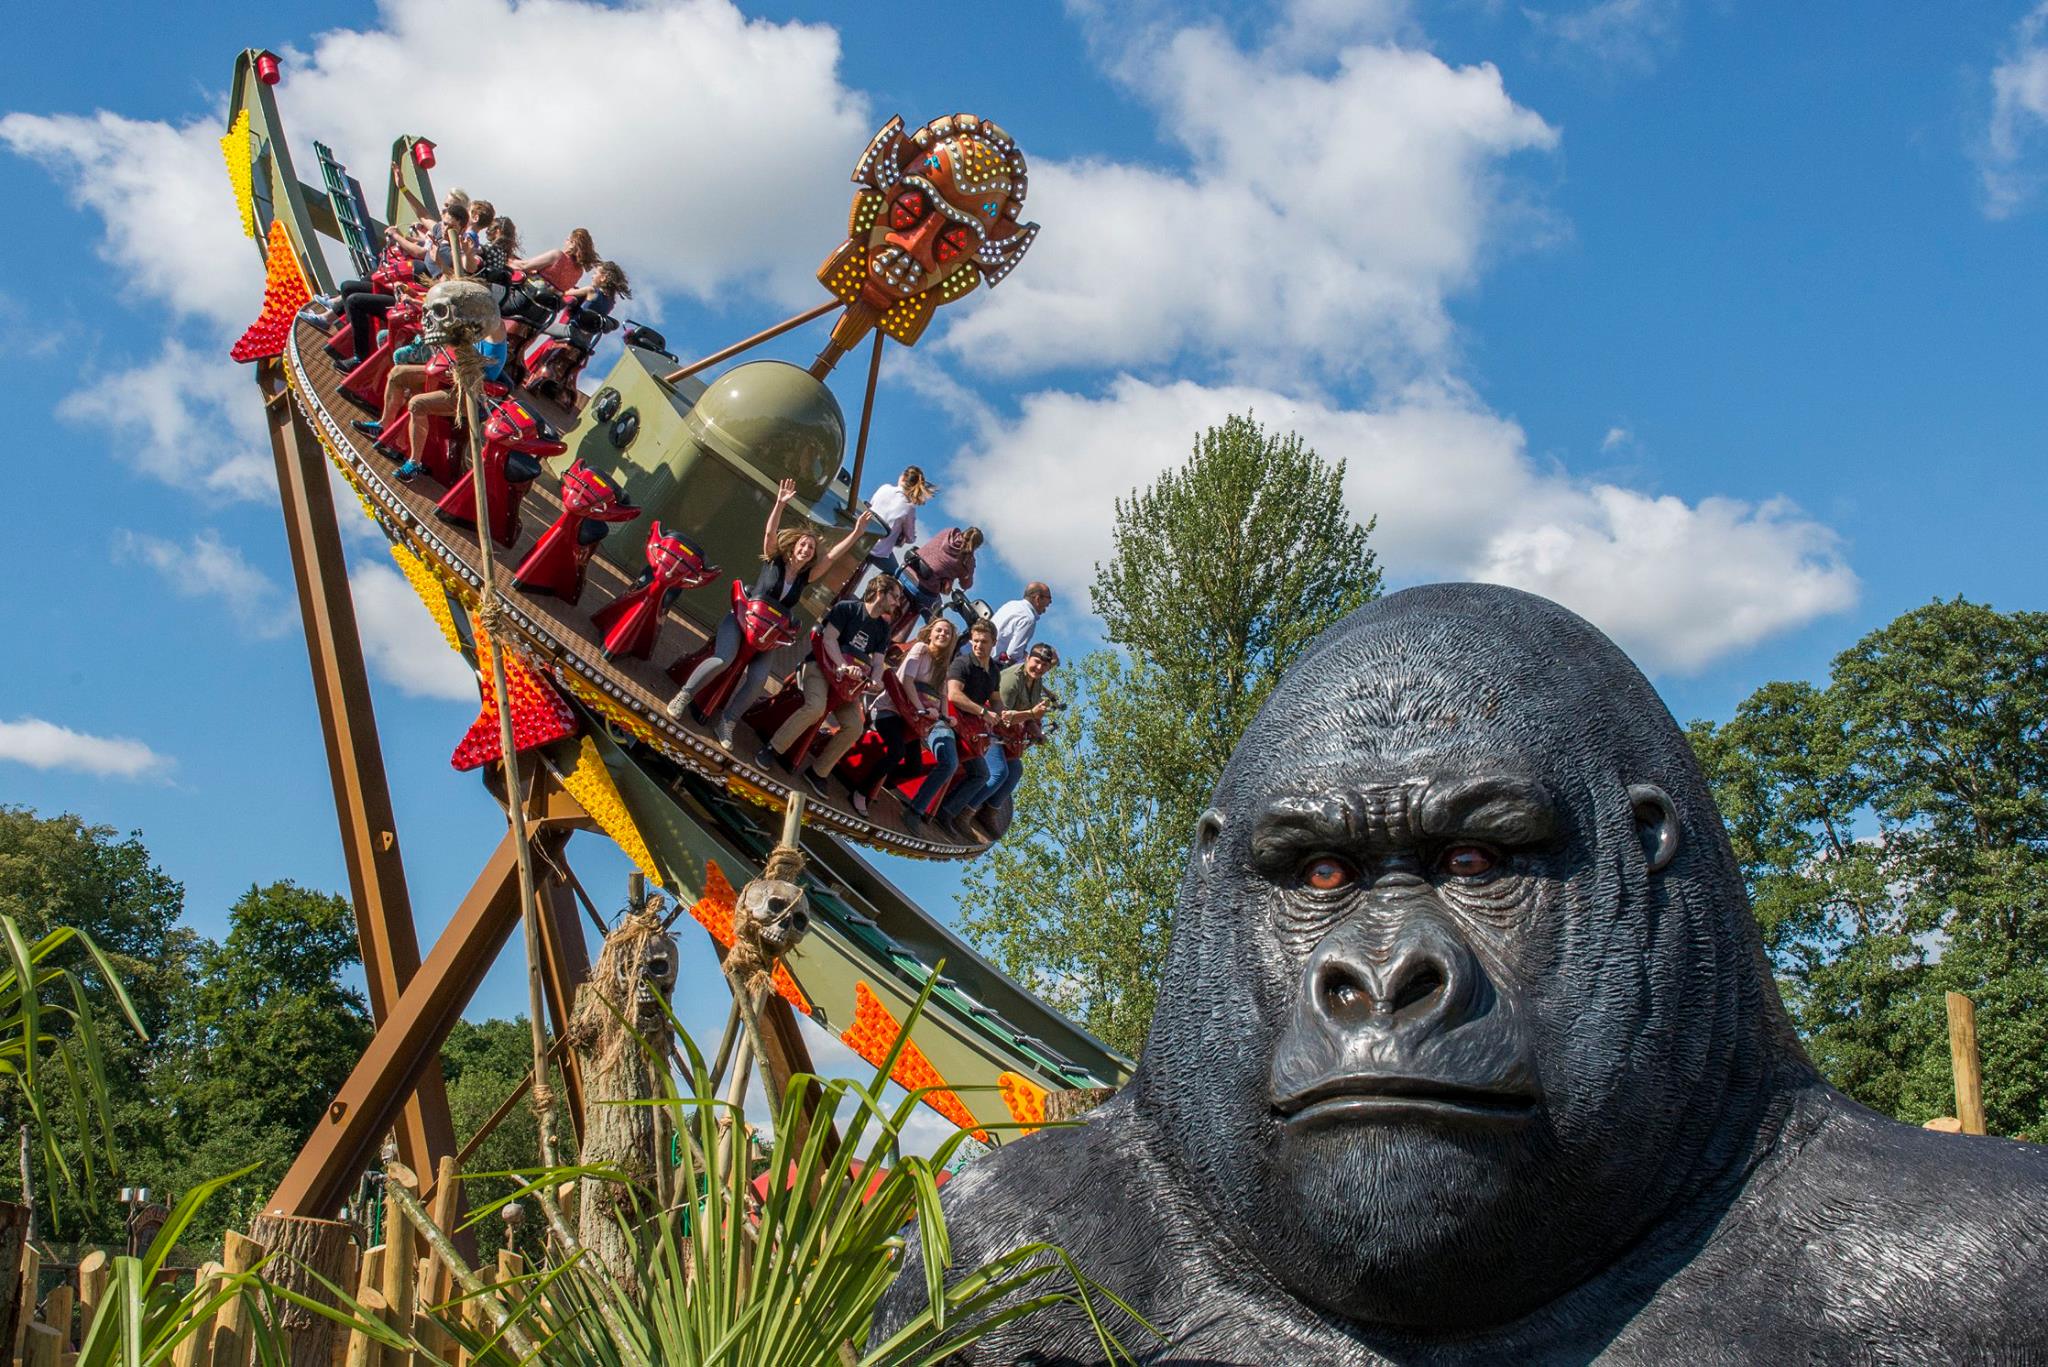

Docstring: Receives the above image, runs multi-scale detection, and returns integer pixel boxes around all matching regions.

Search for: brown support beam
[257,358,455,1184]
[535,876,592,1144]
[267,824,570,1219]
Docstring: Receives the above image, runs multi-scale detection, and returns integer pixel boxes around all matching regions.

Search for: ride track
[224,47,1129,1216]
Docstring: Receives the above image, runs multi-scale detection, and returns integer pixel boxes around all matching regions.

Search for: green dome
[683,360,846,502]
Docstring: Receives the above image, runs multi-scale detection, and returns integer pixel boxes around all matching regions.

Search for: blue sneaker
[394,459,424,481]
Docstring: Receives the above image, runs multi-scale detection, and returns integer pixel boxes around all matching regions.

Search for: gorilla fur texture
[874,584,2048,1363]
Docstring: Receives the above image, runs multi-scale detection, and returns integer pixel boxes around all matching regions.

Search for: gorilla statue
[876,584,2048,1363]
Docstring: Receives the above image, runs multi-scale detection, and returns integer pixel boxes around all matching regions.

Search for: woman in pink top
[507,228,599,346]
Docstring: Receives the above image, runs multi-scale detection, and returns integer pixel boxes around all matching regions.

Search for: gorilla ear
[1195,808,1226,872]
[1628,784,1681,874]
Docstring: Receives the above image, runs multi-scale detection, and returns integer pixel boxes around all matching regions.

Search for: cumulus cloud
[4,0,873,501]
[1984,3,2048,217]
[114,528,288,637]
[57,340,274,499]
[942,27,1556,384]
[1525,0,1684,76]
[0,718,170,780]
[948,375,1856,673]
[349,563,478,703]
[3,0,868,326]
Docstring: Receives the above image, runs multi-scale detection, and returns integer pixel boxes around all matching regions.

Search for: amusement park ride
[218,49,1128,1226]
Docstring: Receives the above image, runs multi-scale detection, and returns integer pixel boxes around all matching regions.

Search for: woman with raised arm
[665,478,874,748]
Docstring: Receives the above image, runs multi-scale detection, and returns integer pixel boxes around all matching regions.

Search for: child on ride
[665,479,873,746]
[328,198,476,374]
[856,616,957,818]
[756,574,905,796]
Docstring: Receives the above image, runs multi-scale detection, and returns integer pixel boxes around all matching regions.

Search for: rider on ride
[757,574,905,795]
[664,478,872,747]
[939,640,1056,830]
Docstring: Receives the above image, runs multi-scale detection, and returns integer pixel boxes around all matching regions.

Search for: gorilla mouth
[1274,1075,1538,1128]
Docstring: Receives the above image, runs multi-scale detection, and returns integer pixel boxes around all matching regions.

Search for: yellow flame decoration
[389,542,463,653]
[560,735,662,886]
[221,109,256,240]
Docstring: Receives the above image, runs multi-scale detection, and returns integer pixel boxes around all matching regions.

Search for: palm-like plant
[435,986,1146,1366]
[0,915,143,1221]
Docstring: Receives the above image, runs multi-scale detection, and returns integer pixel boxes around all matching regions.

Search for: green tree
[443,1017,572,1265]
[961,415,1382,1055]
[1691,598,2048,1136]
[118,882,373,1243]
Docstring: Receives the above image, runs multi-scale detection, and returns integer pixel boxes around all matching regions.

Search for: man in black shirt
[758,575,904,793]
[919,618,1008,836]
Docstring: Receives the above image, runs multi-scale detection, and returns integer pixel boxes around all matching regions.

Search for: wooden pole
[171,1260,223,1367]
[211,1233,261,1367]
[12,1242,39,1364]
[1947,990,1987,1136]
[660,299,839,384]
[39,1281,70,1355]
[378,1159,416,1366]
[846,329,885,502]
[73,1249,106,1354]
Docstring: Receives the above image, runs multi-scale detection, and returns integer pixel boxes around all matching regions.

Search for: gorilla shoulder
[1673,1093,2048,1351]
[872,1103,1172,1361]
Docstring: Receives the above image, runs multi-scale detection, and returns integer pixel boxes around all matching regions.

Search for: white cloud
[1526,0,1683,76]
[349,563,478,703]
[1984,3,2048,217]
[949,375,1856,674]
[57,340,273,499]
[1601,424,1633,452]
[0,110,259,329]
[0,718,170,780]
[939,26,1557,384]
[4,0,869,325]
[114,529,288,637]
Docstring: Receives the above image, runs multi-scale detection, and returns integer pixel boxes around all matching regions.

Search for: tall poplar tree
[959,415,1382,1056]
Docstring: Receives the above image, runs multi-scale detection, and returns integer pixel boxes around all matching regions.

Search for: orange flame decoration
[997,1071,1046,1134]
[231,219,310,363]
[684,862,812,1016]
[841,981,986,1141]
[449,633,579,772]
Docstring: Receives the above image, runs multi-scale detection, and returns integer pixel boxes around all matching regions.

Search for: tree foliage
[961,415,1382,1055]
[1690,598,2048,1136]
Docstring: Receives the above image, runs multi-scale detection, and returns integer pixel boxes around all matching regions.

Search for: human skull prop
[737,877,812,958]
[418,279,499,347]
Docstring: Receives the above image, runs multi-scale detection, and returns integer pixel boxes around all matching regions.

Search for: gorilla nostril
[1390,963,1446,1017]
[1318,965,1370,1017]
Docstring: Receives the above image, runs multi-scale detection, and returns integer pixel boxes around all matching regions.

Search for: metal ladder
[313,141,378,279]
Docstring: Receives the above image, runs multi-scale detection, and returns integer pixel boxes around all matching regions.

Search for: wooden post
[211,1233,261,1367]
[22,1320,60,1367]
[13,1242,41,1364]
[245,1213,354,1367]
[341,1287,388,1367]
[0,1204,29,1366]
[378,1162,416,1365]
[39,1282,70,1352]
[171,1260,223,1367]
[73,1251,106,1355]
[1947,991,1987,1136]
[413,1155,462,1361]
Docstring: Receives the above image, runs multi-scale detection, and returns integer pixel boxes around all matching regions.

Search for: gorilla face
[1135,586,1787,1332]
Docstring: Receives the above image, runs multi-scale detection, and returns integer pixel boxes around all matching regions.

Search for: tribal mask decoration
[816,113,1038,349]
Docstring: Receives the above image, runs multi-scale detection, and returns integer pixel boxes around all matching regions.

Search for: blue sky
[2,0,2044,1047]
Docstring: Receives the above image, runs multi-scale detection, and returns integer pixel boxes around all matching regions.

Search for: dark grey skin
[875,583,2048,1364]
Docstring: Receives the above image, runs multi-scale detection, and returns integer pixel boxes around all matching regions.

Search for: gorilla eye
[1439,845,1498,878]
[1300,857,1357,892]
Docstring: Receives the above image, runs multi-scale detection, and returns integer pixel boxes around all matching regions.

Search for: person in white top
[989,581,1052,663]
[859,465,937,587]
